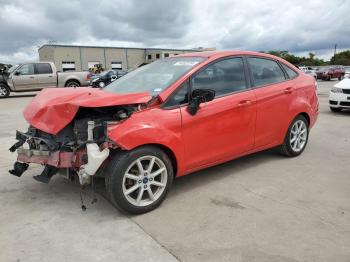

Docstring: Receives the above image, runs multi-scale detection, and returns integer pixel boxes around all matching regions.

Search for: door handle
[284,87,293,94]
[237,100,252,107]
[29,76,35,79]
[48,75,53,78]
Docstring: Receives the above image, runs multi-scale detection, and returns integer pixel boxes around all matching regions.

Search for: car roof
[177,50,279,59]
[176,50,294,66]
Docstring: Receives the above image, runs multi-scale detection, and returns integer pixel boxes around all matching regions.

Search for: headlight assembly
[331,87,343,93]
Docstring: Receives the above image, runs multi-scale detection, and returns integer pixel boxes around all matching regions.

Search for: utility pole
[333,44,337,65]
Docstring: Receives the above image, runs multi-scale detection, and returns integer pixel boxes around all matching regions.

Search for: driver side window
[191,58,247,97]
[17,64,34,75]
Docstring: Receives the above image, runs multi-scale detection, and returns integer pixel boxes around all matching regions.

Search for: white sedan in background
[329,79,350,112]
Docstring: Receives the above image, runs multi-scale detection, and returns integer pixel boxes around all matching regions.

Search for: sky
[0,0,349,64]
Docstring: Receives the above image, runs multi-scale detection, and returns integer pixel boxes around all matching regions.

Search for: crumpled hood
[23,88,152,135]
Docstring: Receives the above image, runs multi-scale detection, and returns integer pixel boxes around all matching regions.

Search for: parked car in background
[299,66,314,71]
[0,62,93,98]
[9,51,318,214]
[329,78,350,112]
[316,66,345,80]
[304,70,317,79]
[344,68,350,79]
[90,70,128,88]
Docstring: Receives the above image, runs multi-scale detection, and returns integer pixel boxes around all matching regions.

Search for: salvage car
[0,62,93,98]
[90,70,128,88]
[9,51,319,214]
[329,78,350,112]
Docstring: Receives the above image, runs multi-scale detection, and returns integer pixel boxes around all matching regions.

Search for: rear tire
[330,107,342,112]
[0,83,10,98]
[279,115,309,157]
[65,80,80,88]
[105,146,174,214]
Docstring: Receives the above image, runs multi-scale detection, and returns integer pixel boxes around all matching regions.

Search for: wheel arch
[134,143,178,178]
[65,78,81,87]
[298,112,310,126]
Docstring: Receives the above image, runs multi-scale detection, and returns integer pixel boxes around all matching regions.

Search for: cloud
[0,0,349,64]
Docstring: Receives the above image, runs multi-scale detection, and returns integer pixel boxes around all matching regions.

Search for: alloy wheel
[290,120,308,152]
[122,156,167,207]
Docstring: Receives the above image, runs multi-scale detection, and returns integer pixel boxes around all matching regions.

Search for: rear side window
[35,63,53,74]
[248,57,286,86]
[281,63,298,79]
[191,57,247,97]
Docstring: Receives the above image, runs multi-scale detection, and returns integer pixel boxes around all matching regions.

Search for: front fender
[107,107,185,175]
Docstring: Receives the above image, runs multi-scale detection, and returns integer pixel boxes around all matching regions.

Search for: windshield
[105,57,205,95]
[8,64,20,73]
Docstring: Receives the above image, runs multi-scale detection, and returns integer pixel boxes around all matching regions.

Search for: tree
[330,50,350,65]
[262,50,327,66]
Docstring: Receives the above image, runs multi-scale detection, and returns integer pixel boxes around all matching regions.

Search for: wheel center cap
[143,177,149,184]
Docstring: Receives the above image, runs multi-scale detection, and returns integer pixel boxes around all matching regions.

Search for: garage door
[111,61,122,70]
[62,61,75,72]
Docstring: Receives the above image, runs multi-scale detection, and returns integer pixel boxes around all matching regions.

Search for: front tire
[105,146,174,214]
[0,83,10,98]
[279,115,309,157]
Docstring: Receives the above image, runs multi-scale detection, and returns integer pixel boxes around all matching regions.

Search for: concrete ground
[0,81,349,262]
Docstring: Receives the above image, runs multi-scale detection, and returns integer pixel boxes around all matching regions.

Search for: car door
[11,63,37,90]
[247,57,293,148]
[180,57,257,171]
[35,63,56,88]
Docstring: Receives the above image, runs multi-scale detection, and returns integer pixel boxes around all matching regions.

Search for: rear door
[247,57,294,148]
[11,63,37,90]
[35,63,56,88]
[180,57,257,171]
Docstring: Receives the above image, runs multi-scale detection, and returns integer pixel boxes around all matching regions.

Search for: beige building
[38,44,214,72]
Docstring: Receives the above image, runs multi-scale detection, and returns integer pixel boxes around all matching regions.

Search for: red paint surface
[23,87,151,134]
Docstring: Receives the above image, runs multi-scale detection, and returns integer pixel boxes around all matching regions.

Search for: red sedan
[9,51,319,214]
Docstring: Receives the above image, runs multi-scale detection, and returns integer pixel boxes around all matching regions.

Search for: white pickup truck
[0,62,92,98]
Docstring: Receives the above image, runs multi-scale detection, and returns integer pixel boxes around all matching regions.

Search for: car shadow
[170,148,284,197]
[93,148,285,210]
[8,94,36,99]
[324,109,350,116]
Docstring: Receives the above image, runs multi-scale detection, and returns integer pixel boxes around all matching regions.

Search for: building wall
[38,46,55,64]
[80,47,105,71]
[146,49,186,62]
[104,48,128,70]
[126,49,146,69]
[53,46,81,71]
[39,45,200,72]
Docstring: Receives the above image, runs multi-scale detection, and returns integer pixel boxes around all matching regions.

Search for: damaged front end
[9,106,135,185]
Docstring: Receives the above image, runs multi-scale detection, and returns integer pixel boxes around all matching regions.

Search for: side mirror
[14,71,21,76]
[187,89,215,115]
